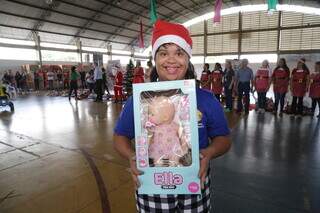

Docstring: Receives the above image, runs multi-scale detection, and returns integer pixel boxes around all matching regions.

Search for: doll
[146,96,191,167]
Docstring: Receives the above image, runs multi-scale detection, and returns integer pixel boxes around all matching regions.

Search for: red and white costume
[200,71,211,90]
[291,68,309,97]
[132,67,144,84]
[114,69,123,101]
[309,73,320,98]
[211,70,223,95]
[272,68,290,94]
[255,68,270,92]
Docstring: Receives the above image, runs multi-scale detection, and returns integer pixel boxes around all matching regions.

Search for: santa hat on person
[151,20,192,59]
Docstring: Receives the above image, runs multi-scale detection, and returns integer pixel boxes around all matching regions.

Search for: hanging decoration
[138,19,144,48]
[213,0,223,23]
[150,0,158,25]
[268,0,278,14]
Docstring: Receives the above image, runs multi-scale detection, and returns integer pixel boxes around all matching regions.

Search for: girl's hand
[129,155,143,190]
[198,149,211,189]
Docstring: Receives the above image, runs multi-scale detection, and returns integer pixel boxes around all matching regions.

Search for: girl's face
[297,61,303,69]
[155,43,189,81]
[278,59,284,67]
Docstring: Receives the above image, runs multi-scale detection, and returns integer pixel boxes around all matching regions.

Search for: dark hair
[71,66,76,72]
[150,61,196,82]
[215,63,222,71]
[274,58,290,72]
[147,61,153,67]
[204,63,209,70]
[299,58,309,72]
[316,61,320,66]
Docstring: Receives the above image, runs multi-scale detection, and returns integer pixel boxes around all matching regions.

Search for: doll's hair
[150,61,196,82]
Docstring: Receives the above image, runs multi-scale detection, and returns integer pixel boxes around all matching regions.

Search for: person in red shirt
[132,60,144,84]
[290,58,310,118]
[309,61,320,118]
[211,63,224,102]
[254,60,271,113]
[200,63,211,91]
[272,58,290,116]
[114,65,123,103]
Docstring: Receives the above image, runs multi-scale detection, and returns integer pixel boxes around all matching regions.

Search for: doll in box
[146,95,191,167]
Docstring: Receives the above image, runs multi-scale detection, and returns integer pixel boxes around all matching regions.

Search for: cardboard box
[133,80,200,194]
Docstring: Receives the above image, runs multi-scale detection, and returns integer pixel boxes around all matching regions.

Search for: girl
[132,60,144,84]
[271,58,290,116]
[223,60,235,112]
[200,63,211,91]
[68,66,80,101]
[113,20,231,212]
[211,63,224,102]
[309,61,320,118]
[254,60,271,113]
[290,58,310,118]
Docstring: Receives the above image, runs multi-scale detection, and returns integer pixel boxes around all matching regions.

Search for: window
[0,47,37,60]
[42,50,79,62]
[207,34,238,54]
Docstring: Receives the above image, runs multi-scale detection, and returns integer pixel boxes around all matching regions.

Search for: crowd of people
[1,56,320,118]
[200,58,320,118]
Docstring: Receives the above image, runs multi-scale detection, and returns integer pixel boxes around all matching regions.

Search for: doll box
[133,80,200,194]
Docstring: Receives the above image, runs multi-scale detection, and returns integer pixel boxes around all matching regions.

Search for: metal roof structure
[0,0,320,51]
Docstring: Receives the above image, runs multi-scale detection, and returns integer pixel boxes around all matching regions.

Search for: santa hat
[151,20,192,59]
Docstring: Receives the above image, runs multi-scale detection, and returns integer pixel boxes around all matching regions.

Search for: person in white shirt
[94,62,103,102]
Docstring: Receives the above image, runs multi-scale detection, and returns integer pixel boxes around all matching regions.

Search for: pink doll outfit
[148,122,184,166]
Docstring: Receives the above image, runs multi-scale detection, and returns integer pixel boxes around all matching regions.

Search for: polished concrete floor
[0,94,319,213]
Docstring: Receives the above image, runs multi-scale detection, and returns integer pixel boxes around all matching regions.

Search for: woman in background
[290,58,310,118]
[271,58,290,116]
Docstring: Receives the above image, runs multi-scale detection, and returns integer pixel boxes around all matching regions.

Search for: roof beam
[79,0,150,20]
[68,0,118,44]
[0,10,135,39]
[26,0,60,40]
[55,0,148,27]
[0,23,130,45]
[6,0,149,34]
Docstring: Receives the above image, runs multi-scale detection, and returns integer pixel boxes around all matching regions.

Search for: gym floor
[0,94,319,213]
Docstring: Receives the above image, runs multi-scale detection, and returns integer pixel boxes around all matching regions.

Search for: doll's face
[148,96,175,125]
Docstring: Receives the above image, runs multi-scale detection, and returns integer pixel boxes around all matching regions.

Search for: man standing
[94,62,103,102]
[235,59,254,114]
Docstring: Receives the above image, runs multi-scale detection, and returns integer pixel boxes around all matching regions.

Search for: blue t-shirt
[236,67,254,83]
[114,88,230,149]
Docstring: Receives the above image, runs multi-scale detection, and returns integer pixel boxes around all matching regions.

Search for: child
[200,63,211,90]
[132,60,144,84]
[254,60,271,113]
[113,20,231,212]
[272,58,290,116]
[114,65,123,103]
[290,58,310,118]
[211,63,224,102]
[309,61,320,118]
[223,60,235,112]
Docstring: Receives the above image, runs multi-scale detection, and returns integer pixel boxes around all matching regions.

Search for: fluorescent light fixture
[0,37,35,46]
[82,46,107,53]
[40,42,77,50]
[112,50,131,55]
[206,55,238,64]
[190,56,205,64]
